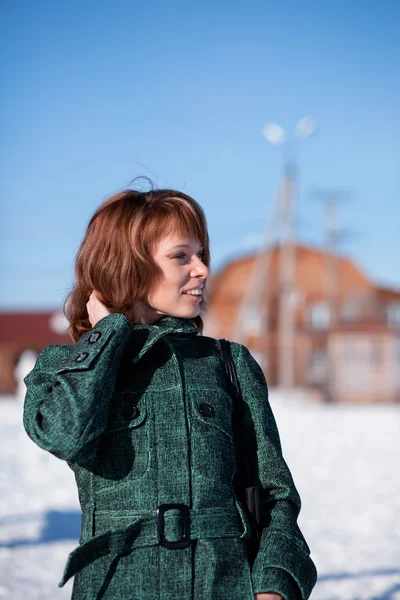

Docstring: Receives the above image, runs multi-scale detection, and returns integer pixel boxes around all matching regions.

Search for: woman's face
[142,232,209,324]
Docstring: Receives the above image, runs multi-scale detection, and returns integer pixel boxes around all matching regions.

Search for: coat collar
[150,315,199,333]
[130,316,199,364]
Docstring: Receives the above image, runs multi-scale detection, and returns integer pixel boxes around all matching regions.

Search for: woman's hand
[86,290,110,327]
[255,594,283,600]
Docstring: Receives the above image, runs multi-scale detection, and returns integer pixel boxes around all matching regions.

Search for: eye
[174,253,187,260]
[197,251,205,261]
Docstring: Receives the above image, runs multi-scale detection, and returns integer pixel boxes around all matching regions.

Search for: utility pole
[233,184,281,373]
[263,117,317,389]
[325,194,338,325]
[312,189,348,402]
[234,117,316,387]
[278,162,297,388]
[313,190,348,326]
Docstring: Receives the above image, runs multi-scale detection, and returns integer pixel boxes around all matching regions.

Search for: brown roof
[0,312,71,346]
[209,244,372,302]
[210,244,400,302]
[374,285,400,303]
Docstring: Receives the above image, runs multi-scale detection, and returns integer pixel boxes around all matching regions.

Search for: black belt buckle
[156,503,191,549]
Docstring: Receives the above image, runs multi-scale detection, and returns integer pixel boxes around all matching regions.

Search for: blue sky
[1,0,399,309]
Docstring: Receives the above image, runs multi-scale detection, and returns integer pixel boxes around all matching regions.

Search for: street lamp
[263,117,317,389]
[263,117,317,156]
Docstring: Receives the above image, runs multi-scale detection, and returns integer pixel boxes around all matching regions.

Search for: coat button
[199,403,214,417]
[75,352,89,363]
[48,381,60,392]
[89,332,102,343]
[123,405,140,421]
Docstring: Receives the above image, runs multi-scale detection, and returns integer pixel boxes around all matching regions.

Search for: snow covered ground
[0,393,399,600]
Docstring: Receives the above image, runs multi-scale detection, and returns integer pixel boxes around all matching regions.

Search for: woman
[23,187,317,600]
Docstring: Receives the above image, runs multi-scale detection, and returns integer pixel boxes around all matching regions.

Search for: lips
[182,287,203,295]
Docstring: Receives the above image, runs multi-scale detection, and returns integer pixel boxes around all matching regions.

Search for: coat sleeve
[23,313,132,466]
[230,342,317,600]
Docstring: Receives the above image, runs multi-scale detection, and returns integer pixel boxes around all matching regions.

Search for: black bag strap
[219,340,256,478]
[219,338,241,403]
[219,339,262,532]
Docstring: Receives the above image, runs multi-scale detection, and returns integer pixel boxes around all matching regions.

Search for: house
[204,245,400,403]
[0,311,70,395]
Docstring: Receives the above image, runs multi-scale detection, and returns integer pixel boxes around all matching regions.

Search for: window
[242,307,263,335]
[387,303,400,327]
[371,341,382,365]
[395,338,400,391]
[308,301,331,330]
[341,336,382,368]
[307,351,329,383]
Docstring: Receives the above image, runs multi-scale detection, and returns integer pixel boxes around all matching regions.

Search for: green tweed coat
[23,313,317,600]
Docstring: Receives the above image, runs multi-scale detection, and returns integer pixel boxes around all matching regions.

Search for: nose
[190,256,209,279]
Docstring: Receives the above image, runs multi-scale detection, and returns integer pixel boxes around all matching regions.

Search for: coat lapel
[130,316,199,364]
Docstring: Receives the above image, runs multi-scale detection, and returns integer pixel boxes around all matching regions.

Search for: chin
[178,310,200,319]
[173,307,201,319]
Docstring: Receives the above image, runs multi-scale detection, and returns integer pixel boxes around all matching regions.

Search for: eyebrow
[169,244,204,250]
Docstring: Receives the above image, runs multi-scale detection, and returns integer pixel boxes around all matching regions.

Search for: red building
[0,311,70,395]
[204,245,400,404]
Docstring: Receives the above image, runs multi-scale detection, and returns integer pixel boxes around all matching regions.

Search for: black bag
[219,338,262,565]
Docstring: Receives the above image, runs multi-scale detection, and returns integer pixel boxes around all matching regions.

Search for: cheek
[157,266,182,289]
[147,262,186,304]
[148,278,178,305]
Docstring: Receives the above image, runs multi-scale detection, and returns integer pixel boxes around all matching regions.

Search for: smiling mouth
[182,287,203,296]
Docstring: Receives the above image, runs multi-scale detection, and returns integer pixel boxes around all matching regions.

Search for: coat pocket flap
[191,388,233,440]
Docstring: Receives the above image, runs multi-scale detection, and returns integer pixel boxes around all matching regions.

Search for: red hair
[64,188,210,341]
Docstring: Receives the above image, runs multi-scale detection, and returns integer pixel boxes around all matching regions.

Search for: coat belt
[59,502,252,587]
